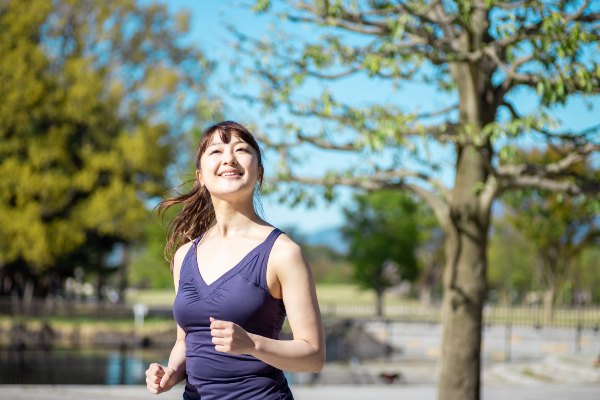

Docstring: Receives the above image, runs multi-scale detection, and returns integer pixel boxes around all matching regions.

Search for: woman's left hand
[210,317,257,355]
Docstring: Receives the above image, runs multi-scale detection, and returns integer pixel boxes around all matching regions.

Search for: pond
[0,318,390,384]
[1,347,170,385]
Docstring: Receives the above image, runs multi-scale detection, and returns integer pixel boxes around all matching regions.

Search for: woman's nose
[222,148,237,165]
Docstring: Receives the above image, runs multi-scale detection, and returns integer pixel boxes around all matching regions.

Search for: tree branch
[493,0,529,10]
[564,0,594,23]
[281,1,460,64]
[283,169,452,231]
[479,175,499,215]
[498,143,600,178]
[501,102,600,142]
[295,131,356,151]
[484,46,540,85]
[497,142,600,194]
[288,14,385,35]
[301,68,361,80]
[417,104,459,119]
[501,175,600,194]
[576,13,600,22]
[284,105,460,143]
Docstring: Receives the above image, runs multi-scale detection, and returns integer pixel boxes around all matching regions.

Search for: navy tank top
[172,227,294,400]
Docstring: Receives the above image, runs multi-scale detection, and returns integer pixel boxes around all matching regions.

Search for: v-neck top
[172,227,293,400]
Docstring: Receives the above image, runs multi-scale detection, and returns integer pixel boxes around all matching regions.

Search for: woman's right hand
[145,363,178,394]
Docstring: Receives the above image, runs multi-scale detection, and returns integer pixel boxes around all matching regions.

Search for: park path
[1,384,599,400]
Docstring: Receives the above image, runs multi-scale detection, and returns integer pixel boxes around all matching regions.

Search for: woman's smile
[218,170,244,179]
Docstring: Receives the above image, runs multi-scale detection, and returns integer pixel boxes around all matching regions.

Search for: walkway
[1,384,599,400]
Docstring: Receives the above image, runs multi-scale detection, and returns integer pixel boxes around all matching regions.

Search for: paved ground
[1,384,600,400]
[363,321,600,363]
[303,353,600,386]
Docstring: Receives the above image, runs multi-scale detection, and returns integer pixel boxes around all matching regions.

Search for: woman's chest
[173,273,284,336]
[195,248,248,286]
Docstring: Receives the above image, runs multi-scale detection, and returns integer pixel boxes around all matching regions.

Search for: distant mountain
[304,227,349,255]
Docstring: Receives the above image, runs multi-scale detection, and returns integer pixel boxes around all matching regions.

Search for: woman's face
[196,131,262,202]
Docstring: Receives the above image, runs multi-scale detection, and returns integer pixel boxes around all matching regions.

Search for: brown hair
[157,121,265,273]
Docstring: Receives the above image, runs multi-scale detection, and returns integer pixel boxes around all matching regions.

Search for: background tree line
[0,0,218,302]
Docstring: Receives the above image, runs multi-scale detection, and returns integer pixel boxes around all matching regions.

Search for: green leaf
[252,0,271,12]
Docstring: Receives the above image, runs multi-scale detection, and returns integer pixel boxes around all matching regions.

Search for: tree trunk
[438,144,491,400]
[97,273,106,301]
[438,44,494,397]
[376,287,384,317]
[118,263,127,304]
[23,279,34,304]
[543,287,555,324]
[540,251,559,324]
[420,260,442,307]
[118,244,129,304]
[420,284,432,307]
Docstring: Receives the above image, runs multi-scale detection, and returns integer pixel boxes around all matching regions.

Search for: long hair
[157,121,265,273]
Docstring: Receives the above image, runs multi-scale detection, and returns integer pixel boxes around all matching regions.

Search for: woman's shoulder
[173,240,194,277]
[270,231,306,267]
[175,240,194,258]
[269,231,313,286]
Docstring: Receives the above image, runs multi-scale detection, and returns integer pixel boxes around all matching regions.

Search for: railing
[2,297,599,330]
[0,297,173,320]
[319,303,600,330]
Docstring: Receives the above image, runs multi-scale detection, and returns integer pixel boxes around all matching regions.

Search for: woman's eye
[236,148,248,152]
[210,150,220,154]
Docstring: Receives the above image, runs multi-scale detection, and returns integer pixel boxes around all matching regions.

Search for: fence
[316,303,600,330]
[0,297,173,320]
[2,297,599,330]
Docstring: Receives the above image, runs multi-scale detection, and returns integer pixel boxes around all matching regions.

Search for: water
[0,347,170,385]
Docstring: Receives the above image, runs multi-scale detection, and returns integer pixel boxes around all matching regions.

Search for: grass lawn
[0,315,174,332]
[126,284,420,306]
[315,284,420,306]
[127,289,177,305]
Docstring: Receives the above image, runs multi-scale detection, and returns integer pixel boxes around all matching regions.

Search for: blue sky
[152,0,600,235]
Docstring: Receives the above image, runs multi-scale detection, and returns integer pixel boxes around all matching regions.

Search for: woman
[145,121,325,399]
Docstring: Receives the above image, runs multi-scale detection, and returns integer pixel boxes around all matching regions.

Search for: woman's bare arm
[166,242,193,383]
[146,242,192,393]
[209,235,325,373]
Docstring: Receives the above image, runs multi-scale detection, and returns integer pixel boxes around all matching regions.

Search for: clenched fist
[210,317,256,355]
[145,363,177,394]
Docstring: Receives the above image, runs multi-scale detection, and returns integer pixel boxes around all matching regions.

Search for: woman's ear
[259,165,264,185]
[196,169,204,187]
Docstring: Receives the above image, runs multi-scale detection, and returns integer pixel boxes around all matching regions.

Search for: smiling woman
[145,121,325,400]
[158,121,267,264]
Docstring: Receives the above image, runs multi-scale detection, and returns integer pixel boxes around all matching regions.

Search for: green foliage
[128,207,182,290]
[573,247,600,303]
[487,220,537,302]
[252,0,271,12]
[280,225,353,284]
[230,0,600,210]
[341,190,424,293]
[500,146,600,299]
[0,0,215,279]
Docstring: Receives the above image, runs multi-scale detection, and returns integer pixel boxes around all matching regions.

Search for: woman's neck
[210,196,267,238]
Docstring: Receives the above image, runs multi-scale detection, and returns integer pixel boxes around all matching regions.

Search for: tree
[279,225,353,284]
[129,208,182,290]
[416,205,445,306]
[487,219,536,305]
[341,190,422,315]
[573,246,600,304]
[230,1,600,398]
[0,0,216,299]
[502,146,600,321]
